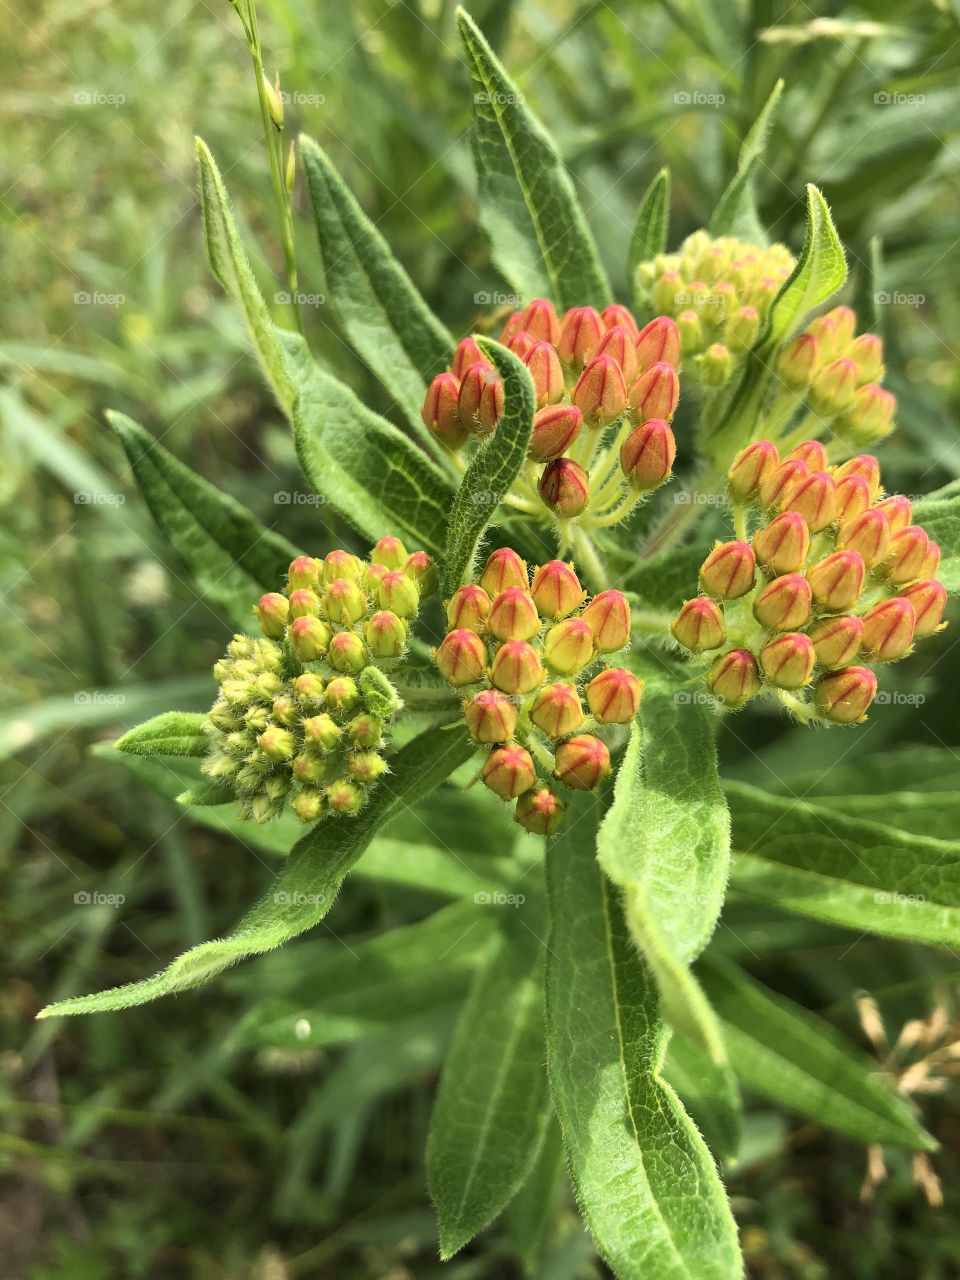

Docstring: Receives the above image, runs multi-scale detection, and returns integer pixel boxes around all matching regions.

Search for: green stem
[569,525,608,593]
[638,463,727,558]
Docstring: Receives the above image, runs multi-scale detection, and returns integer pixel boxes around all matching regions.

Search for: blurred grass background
[3,1,960,1276]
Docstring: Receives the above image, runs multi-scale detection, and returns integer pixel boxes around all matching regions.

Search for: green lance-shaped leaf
[709,80,784,244]
[457,7,612,311]
[545,795,742,1280]
[440,337,535,595]
[597,699,732,1063]
[913,492,960,591]
[38,724,477,1017]
[629,167,671,304]
[662,1032,742,1164]
[108,412,299,631]
[277,330,456,556]
[299,135,455,446]
[725,780,960,947]
[698,957,935,1151]
[195,137,296,416]
[115,711,209,758]
[428,912,551,1258]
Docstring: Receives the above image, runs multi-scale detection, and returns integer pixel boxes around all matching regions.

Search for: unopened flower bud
[436,628,487,685]
[293,672,325,706]
[324,578,366,624]
[515,786,566,835]
[781,470,838,532]
[480,548,528,596]
[529,560,583,620]
[348,750,389,785]
[325,631,366,674]
[481,743,537,800]
[539,458,590,516]
[697,343,733,387]
[447,583,492,633]
[578,590,629,653]
[753,573,812,631]
[452,336,488,380]
[403,550,438,596]
[490,640,545,694]
[808,550,865,612]
[554,734,611,791]
[805,314,839,362]
[573,355,628,427]
[487,587,541,642]
[760,632,816,690]
[809,615,863,668]
[875,494,912,533]
[727,439,779,503]
[529,404,584,461]
[834,474,872,522]
[814,666,878,724]
[361,610,405,659]
[262,71,284,128]
[834,454,882,500]
[558,306,604,366]
[271,694,299,728]
[422,373,468,448]
[464,688,519,743]
[523,340,565,407]
[346,713,383,749]
[601,303,639,336]
[901,580,948,637]
[628,362,680,421]
[543,617,594,674]
[288,588,320,620]
[635,316,680,372]
[498,310,525,344]
[839,384,896,443]
[370,536,407,570]
[258,725,295,761]
[885,525,929,585]
[292,787,325,823]
[288,556,322,591]
[597,325,638,383]
[257,592,289,638]
[759,459,808,511]
[251,669,282,701]
[787,440,828,469]
[520,297,561,344]
[724,305,760,353]
[919,541,941,579]
[530,682,583,737]
[324,676,360,716]
[620,417,676,491]
[243,703,270,733]
[364,562,389,594]
[292,754,329,784]
[776,333,819,390]
[290,615,332,661]
[826,305,857,348]
[473,367,505,436]
[836,508,891,568]
[672,597,726,653]
[379,570,420,618]
[326,779,364,815]
[810,358,858,416]
[706,648,762,708]
[676,308,704,353]
[753,511,810,574]
[507,330,536,359]
[861,597,916,663]
[652,271,683,315]
[699,539,756,599]
[848,333,884,384]
[585,667,643,723]
[302,713,341,752]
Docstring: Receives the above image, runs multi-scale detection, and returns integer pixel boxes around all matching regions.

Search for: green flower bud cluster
[671,441,946,724]
[636,230,795,387]
[200,539,436,824]
[433,548,643,834]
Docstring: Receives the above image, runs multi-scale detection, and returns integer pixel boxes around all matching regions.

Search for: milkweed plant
[40,7,960,1278]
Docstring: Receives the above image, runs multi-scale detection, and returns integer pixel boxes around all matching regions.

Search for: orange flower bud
[848,333,884,384]
[834,454,881,501]
[706,648,762,708]
[620,417,676,491]
[836,508,891,568]
[529,404,584,461]
[378,570,420,619]
[776,333,819,390]
[422,372,468,448]
[328,630,367,674]
[539,458,590,516]
[581,589,631,652]
[672,597,726,653]
[805,314,839,362]
[435,628,488,685]
[781,470,838,532]
[365,610,407,658]
[451,336,489,380]
[515,786,566,835]
[901,580,948,637]
[481,743,537,799]
[464,688,518,743]
[834,474,872,523]
[288,588,320,620]
[404,550,438,596]
[347,713,383,749]
[808,550,866,612]
[861,597,916,662]
[490,639,545,694]
[753,511,811,574]
[597,324,638,383]
[919,541,941,579]
[627,362,680,421]
[258,725,295,762]
[324,676,360,716]
[487,587,542,642]
[347,750,389,786]
[814,666,878,724]
[825,305,857,348]
[759,632,816,690]
[886,525,929,585]
[759,459,808,511]
[458,362,499,435]
[520,297,561,344]
[523,340,565,407]
[840,384,896,443]
[600,303,639,336]
[573,355,628,427]
[875,494,912,533]
[808,614,863,668]
[635,315,680,372]
[543,617,595,674]
[289,615,332,660]
[479,548,528,596]
[507,330,536,360]
[810,357,858,415]
[293,672,326,708]
[478,373,504,435]
[257,592,289,638]
[288,555,322,591]
[319,549,361,584]
[554,734,611,791]
[753,573,812,631]
[727,439,779,502]
[370,536,408,569]
[585,667,643,723]
[530,560,584,619]
[699,539,756,599]
[446,583,492,633]
[530,682,584,738]
[558,306,604,366]
[498,310,525,343]
[786,440,828,470]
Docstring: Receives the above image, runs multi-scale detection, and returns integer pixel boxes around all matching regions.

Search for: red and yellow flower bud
[288,556,322,591]
[531,560,584,619]
[324,677,360,716]
[808,550,866,612]
[901,580,948,637]
[706,648,762,708]
[558,306,604,366]
[378,570,420,618]
[759,459,808,511]
[787,440,828,470]
[885,525,929,585]
[451,336,488,380]
[529,404,584,461]
[585,667,643,723]
[507,330,536,359]
[530,682,584,738]
[293,672,326,707]
[487,587,541,642]
[760,632,816,690]
[325,779,364,815]
[302,713,341,752]
[753,573,812,631]
[836,508,891,568]
[257,592,289,638]
[840,384,896,443]
[291,785,324,822]
[826,305,857,348]
[699,539,756,599]
[490,640,545,694]
[581,589,631,652]
[834,454,881,501]
[422,373,468,448]
[781,470,838,532]
[520,297,561,344]
[347,713,383,749]
[480,548,528,596]
[290,615,332,661]
[808,614,863,668]
[324,577,366,625]
[628,362,680,421]
[620,417,676,491]
[776,333,819,390]
[635,315,680,371]
[287,588,320,620]
[481,743,537,800]
[459,363,503,436]
[573,355,628,427]
[364,562,389,594]
[498,310,525,344]
[600,303,639,336]
[464,688,519,743]
[805,314,839,362]
[436,628,488,685]
[515,786,566,835]
[861,597,916,662]
[539,457,590,516]
[814,666,878,724]
[875,494,912,533]
[292,753,328,785]
[446,583,492,633]
[365,610,407,658]
[543,617,595,674]
[597,324,638,383]
[810,357,858,416]
[524,341,565,407]
[919,541,941,579]
[554,734,611,791]
[672,597,726,653]
[322,549,364,584]
[753,512,811,574]
[328,631,367,674]
[848,333,885,384]
[834,474,872,523]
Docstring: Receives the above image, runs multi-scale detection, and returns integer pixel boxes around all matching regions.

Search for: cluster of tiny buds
[671,441,946,724]
[421,298,680,527]
[432,547,642,834]
[637,231,795,386]
[200,538,436,824]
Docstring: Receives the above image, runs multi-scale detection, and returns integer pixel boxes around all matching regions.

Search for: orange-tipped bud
[787,440,828,470]
[287,588,320,620]
[635,315,680,371]
[290,615,332,660]
[530,560,584,619]
[875,494,912,533]
[490,639,545,694]
[422,372,468,448]
[600,303,639,336]
[530,682,584,738]
[328,630,367,674]
[672,597,726,653]
[652,270,683,314]
[836,508,892,568]
[848,333,884,384]
[539,458,590,516]
[620,417,676,491]
[446,583,491,633]
[487,587,541,642]
[826,305,857,347]
[558,305,604,366]
[727,439,779,503]
[543,617,595,674]
[523,340,565,407]
[581,589,631,652]
[481,743,537,800]
[464,688,519,743]
[706,648,762,708]
[919,541,941,579]
[628,362,680,421]
[901,580,948,637]
[293,672,326,707]
[288,555,322,591]
[753,511,811,574]
[478,374,504,435]
[451,336,488,380]
[810,357,858,415]
[776,333,819,390]
[861,597,916,662]
[498,310,525,344]
[814,666,878,724]
[302,713,341,752]
[507,330,536,360]
[781,470,838,532]
[834,474,872,523]
[435,628,488,685]
[347,713,383,749]
[573,355,628,427]
[515,786,566,835]
[404,550,438,596]
[808,550,865,612]
[753,573,812,631]
[554,734,611,791]
[258,726,295,762]
[809,615,863,668]
[520,297,562,344]
[364,562,389,594]
[459,363,503,436]
[840,384,896,443]
[699,539,756,599]
[834,454,881,501]
[529,404,584,461]
[480,548,528,596]
[597,324,638,383]
[325,779,364,815]
[365,610,407,658]
[257,592,289,638]
[759,459,809,511]
[347,750,389,786]
[370,535,408,569]
[585,667,643,723]
[886,525,929,585]
[324,676,360,717]
[378,570,419,619]
[724,305,760,353]
[321,549,363,584]
[760,632,816,690]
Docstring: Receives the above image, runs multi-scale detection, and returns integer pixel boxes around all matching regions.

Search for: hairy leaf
[629,167,671,296]
[709,80,784,243]
[764,184,847,347]
[115,711,209,758]
[912,492,960,591]
[662,1033,742,1163]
